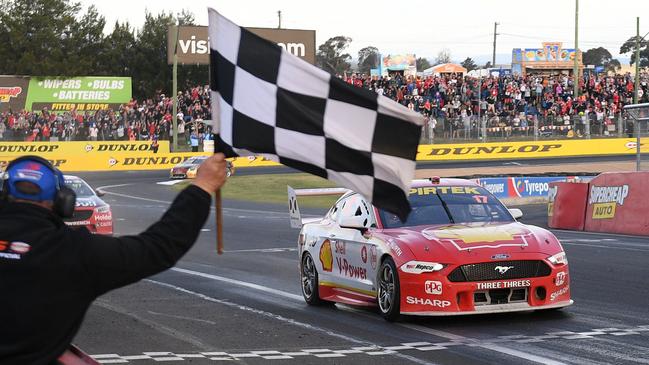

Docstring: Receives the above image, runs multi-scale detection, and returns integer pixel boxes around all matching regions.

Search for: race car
[62,175,113,235]
[169,156,234,179]
[289,178,572,321]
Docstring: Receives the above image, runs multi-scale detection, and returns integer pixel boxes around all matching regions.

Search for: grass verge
[174,173,340,208]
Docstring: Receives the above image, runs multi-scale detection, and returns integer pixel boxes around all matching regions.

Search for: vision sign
[167,25,316,65]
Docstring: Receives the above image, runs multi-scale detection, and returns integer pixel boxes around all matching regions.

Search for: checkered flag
[208,8,423,220]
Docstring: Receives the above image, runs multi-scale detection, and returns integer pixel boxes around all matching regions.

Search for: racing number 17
[473,195,488,203]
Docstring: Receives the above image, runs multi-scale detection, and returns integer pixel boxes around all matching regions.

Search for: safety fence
[421,114,633,144]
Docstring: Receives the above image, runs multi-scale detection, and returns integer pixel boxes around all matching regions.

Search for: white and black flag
[207,8,424,221]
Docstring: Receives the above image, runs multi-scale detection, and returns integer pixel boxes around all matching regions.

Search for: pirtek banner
[417,138,648,161]
[167,25,316,65]
[0,141,170,156]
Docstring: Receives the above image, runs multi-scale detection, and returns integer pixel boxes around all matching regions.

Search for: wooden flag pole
[216,189,223,254]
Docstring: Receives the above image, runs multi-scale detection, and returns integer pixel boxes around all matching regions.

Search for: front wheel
[301,253,326,305]
[377,257,401,321]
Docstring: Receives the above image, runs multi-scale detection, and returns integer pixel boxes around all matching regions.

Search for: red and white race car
[289,178,572,321]
[62,175,113,235]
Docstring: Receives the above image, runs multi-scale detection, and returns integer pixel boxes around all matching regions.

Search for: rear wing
[287,186,349,228]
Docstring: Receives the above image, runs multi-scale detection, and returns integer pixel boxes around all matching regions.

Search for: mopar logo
[495,265,514,274]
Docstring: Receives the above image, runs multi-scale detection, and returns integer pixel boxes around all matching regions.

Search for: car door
[329,194,378,297]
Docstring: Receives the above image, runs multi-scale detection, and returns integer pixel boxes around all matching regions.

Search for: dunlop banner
[417,138,648,161]
[0,151,280,172]
[0,141,170,156]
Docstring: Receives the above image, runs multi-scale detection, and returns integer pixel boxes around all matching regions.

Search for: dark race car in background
[63,175,113,235]
[170,156,235,179]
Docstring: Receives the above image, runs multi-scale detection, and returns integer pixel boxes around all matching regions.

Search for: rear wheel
[301,253,326,305]
[377,257,401,321]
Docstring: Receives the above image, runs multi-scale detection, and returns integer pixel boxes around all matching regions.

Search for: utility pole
[635,17,640,104]
[573,0,580,101]
[492,22,499,67]
[277,11,282,29]
[172,24,179,152]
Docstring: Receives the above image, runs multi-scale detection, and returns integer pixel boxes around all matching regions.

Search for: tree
[69,5,107,75]
[484,61,493,69]
[620,36,649,68]
[416,57,431,71]
[130,11,176,98]
[100,21,136,76]
[0,0,84,75]
[583,47,621,71]
[434,49,452,65]
[461,57,477,71]
[357,46,379,75]
[316,36,352,75]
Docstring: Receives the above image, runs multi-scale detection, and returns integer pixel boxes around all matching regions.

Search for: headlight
[547,252,568,265]
[400,261,445,274]
[95,206,111,213]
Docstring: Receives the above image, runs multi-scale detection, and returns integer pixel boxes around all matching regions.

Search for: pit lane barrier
[548,172,649,236]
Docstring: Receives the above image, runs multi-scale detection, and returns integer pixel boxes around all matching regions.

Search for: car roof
[410,178,479,188]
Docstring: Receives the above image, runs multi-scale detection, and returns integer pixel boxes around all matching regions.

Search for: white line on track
[399,324,567,365]
[169,267,564,365]
[146,279,438,365]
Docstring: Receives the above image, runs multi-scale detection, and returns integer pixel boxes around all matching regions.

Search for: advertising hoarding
[167,25,316,65]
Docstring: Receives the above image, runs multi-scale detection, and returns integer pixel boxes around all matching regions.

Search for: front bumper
[399,263,571,315]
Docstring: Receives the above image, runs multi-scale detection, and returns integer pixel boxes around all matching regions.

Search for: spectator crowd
[345,71,649,140]
[2,72,649,143]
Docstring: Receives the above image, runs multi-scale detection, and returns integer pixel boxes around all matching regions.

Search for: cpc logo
[425,280,442,295]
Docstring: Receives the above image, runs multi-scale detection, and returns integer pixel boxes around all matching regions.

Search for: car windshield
[64,178,95,197]
[379,185,514,229]
[186,156,207,165]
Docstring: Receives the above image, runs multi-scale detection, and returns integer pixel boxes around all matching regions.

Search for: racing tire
[377,257,401,321]
[300,253,329,306]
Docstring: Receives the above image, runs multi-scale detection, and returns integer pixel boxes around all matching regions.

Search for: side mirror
[508,208,523,220]
[339,215,368,230]
[95,189,106,197]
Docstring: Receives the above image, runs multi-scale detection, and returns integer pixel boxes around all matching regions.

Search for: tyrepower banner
[0,141,169,156]
[584,172,649,235]
[417,138,647,161]
[473,176,586,199]
[0,76,30,112]
[22,76,132,112]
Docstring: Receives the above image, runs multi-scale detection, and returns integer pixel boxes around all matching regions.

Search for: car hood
[75,196,107,208]
[375,222,561,263]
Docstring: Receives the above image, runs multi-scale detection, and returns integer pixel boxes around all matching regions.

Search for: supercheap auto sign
[474,176,586,199]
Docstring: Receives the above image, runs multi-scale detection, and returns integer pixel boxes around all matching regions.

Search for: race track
[72,168,649,365]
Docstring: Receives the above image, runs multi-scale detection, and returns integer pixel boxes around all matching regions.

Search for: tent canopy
[423,63,468,75]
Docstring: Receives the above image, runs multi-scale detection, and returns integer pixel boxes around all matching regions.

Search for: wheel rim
[378,264,395,313]
[301,255,316,299]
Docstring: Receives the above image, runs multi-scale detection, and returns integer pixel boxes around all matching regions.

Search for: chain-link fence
[421,113,633,144]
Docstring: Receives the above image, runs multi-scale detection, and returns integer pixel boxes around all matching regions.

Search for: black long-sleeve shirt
[0,185,211,365]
